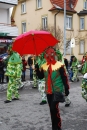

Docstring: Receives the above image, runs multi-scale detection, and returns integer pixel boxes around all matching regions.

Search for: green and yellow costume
[81,52,87,101]
[5,45,22,102]
[71,56,79,81]
[37,53,47,103]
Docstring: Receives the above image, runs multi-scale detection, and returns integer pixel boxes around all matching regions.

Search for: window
[22,22,26,33]
[84,0,87,10]
[42,16,47,30]
[80,40,85,54]
[66,16,72,29]
[80,17,84,30]
[21,2,26,14]
[36,0,42,9]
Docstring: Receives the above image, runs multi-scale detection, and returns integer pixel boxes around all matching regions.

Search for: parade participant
[81,52,87,75]
[4,45,22,103]
[71,56,79,82]
[40,47,70,130]
[32,56,38,88]
[81,52,87,101]
[56,50,71,107]
[35,53,47,105]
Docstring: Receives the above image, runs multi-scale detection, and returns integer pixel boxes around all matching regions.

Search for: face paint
[44,48,56,63]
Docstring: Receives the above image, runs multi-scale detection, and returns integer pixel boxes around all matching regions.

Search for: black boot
[4,100,11,103]
[40,101,47,105]
[52,126,62,130]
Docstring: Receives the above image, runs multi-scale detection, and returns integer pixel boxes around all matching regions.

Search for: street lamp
[64,0,66,56]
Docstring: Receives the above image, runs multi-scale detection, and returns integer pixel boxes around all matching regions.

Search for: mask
[44,47,56,63]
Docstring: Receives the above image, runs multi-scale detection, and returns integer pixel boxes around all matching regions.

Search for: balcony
[0,0,18,9]
[0,23,18,37]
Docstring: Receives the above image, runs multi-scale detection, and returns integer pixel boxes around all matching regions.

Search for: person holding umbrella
[35,53,47,105]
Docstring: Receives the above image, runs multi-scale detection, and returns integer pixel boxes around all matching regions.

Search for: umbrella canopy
[12,30,59,55]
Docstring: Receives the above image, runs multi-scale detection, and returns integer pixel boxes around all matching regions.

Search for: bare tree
[36,25,87,53]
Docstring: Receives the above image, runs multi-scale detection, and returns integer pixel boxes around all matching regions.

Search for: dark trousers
[6,76,9,83]
[47,94,61,130]
[0,73,4,83]
[29,66,33,79]
[69,69,73,80]
[22,71,26,81]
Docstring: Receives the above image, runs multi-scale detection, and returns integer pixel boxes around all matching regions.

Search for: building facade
[0,0,18,54]
[12,0,87,60]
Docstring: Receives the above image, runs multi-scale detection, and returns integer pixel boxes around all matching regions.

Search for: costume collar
[41,61,64,71]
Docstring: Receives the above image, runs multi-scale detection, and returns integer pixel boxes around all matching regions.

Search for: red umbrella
[12,30,59,55]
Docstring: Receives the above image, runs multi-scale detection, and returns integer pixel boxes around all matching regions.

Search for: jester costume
[35,53,47,105]
[81,52,87,101]
[71,56,79,82]
[38,47,69,130]
[4,45,22,103]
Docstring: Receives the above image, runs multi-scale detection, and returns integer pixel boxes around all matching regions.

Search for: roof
[77,10,87,16]
[49,0,78,13]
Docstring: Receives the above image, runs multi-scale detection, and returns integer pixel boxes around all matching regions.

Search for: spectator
[0,58,5,83]
[22,56,27,81]
[4,55,10,83]
[69,56,74,81]
[82,56,85,64]
[28,56,33,80]
[64,57,69,73]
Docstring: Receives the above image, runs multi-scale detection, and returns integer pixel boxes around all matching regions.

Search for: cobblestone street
[0,72,87,130]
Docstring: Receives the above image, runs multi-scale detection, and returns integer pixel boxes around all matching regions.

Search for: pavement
[0,70,87,130]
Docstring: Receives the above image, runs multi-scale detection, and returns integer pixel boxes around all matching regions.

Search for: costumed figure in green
[37,47,70,130]
[4,45,22,103]
[33,56,38,88]
[56,49,71,107]
[35,53,47,105]
[81,52,87,101]
[71,56,79,82]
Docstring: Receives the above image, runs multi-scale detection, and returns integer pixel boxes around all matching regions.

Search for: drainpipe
[54,10,60,49]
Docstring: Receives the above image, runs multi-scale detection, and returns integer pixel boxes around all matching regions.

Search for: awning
[0,32,9,36]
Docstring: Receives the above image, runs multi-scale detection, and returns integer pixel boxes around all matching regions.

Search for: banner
[0,39,12,43]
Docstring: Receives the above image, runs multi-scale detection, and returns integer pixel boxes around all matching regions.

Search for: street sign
[70,38,75,48]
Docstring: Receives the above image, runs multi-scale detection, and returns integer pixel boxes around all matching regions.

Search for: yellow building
[12,0,87,61]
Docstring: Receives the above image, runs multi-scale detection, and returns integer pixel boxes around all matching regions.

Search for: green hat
[55,50,62,61]
[8,52,22,64]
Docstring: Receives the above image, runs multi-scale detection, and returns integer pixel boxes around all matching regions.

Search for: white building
[0,0,18,53]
